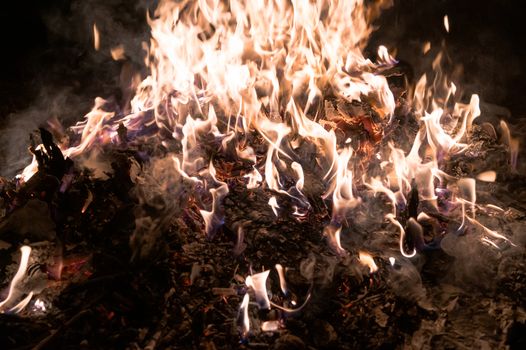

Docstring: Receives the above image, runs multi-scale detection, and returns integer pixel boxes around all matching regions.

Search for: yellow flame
[15,1,516,258]
[476,171,496,182]
[358,251,378,273]
[93,23,100,51]
[0,246,32,313]
[422,41,431,54]
[110,45,126,60]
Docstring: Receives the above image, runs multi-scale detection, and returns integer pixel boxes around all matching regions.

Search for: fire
[0,246,33,313]
[324,224,347,256]
[268,196,280,217]
[476,170,496,182]
[199,162,229,237]
[245,270,271,310]
[240,264,312,335]
[93,23,100,51]
[443,15,450,33]
[10,0,517,264]
[1,4,521,347]
[13,0,517,257]
[6,0,519,329]
[358,251,378,273]
[238,293,250,337]
[275,264,288,295]
[500,120,520,171]
[386,213,417,258]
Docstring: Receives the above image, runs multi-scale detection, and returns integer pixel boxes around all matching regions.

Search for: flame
[9,4,523,340]
[81,190,94,213]
[244,166,263,189]
[275,264,288,295]
[422,41,431,54]
[457,178,476,219]
[9,292,34,314]
[238,293,250,336]
[199,162,229,237]
[233,226,247,256]
[93,23,100,51]
[110,45,126,61]
[443,15,450,33]
[323,224,347,255]
[358,251,378,273]
[0,246,32,313]
[291,162,305,194]
[500,121,520,171]
[476,171,496,182]
[245,270,271,310]
[268,196,280,217]
[386,214,416,258]
[18,156,39,182]
[324,147,360,222]
[14,0,517,259]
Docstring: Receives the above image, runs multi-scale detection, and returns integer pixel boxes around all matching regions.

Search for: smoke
[300,253,340,285]
[129,155,192,261]
[0,90,93,177]
[387,256,428,305]
[0,0,152,178]
[440,232,500,290]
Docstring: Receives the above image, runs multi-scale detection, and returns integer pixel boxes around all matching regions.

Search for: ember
[1,0,525,348]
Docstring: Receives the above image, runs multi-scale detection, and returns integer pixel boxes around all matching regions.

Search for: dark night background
[0,0,525,173]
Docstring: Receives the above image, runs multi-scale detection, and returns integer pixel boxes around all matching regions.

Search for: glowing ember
[34,299,47,312]
[261,320,280,332]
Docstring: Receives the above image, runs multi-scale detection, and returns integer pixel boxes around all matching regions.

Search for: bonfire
[1,1,524,349]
